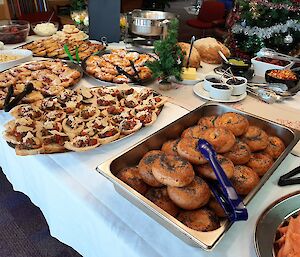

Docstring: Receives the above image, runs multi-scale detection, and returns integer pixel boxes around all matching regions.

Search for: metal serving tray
[96,103,300,250]
[81,50,155,87]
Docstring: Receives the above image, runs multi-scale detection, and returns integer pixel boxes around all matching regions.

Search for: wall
[0,0,11,19]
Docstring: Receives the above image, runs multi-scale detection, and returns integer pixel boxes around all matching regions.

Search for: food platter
[21,37,105,61]
[193,82,247,103]
[3,85,168,155]
[255,191,300,257]
[96,103,300,250]
[81,49,155,86]
[0,59,83,110]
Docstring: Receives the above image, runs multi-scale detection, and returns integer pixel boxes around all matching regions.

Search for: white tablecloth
[1,37,300,257]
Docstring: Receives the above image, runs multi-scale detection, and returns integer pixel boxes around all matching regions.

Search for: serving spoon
[186,36,196,68]
[256,48,300,63]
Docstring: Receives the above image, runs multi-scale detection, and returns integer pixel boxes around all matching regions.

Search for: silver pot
[129,10,177,37]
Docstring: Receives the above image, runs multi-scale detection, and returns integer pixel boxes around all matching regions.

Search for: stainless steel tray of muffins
[95,102,300,250]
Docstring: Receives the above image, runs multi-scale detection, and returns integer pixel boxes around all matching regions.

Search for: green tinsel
[146,19,184,83]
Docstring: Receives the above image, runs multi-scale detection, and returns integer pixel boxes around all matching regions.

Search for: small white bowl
[31,21,59,37]
[0,49,32,71]
[209,83,233,100]
[251,56,293,77]
[225,76,247,96]
[204,75,223,91]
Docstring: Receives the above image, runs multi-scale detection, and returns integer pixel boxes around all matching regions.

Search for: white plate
[193,82,247,103]
[0,49,32,72]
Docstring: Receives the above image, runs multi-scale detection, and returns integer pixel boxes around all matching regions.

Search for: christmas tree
[226,0,300,58]
[146,19,184,83]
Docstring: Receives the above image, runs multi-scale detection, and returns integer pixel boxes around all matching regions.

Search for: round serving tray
[0,59,84,84]
[255,191,300,257]
[81,49,155,87]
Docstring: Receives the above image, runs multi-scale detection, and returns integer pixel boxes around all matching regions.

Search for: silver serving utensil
[256,48,300,63]
[247,82,288,91]
[218,50,229,63]
[186,36,196,68]
[246,87,281,104]
[247,83,294,98]
[270,87,294,98]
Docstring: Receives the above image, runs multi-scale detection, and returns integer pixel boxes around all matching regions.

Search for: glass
[120,13,129,42]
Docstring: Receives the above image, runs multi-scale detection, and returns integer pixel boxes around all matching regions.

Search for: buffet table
[1,38,300,257]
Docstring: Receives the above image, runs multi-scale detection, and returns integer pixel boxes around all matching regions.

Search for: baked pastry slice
[64,135,100,152]
[120,118,142,135]
[15,130,44,156]
[42,130,70,153]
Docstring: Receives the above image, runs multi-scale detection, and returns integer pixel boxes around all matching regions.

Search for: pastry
[223,140,251,165]
[181,125,208,139]
[177,42,201,68]
[242,126,269,152]
[195,154,234,180]
[177,137,208,165]
[208,198,226,218]
[161,139,180,156]
[177,208,220,232]
[231,165,260,195]
[116,167,149,195]
[247,152,274,176]
[215,112,249,136]
[145,187,179,217]
[138,150,164,187]
[197,115,217,128]
[193,37,230,64]
[167,176,211,210]
[152,153,195,187]
[264,136,285,159]
[202,127,236,153]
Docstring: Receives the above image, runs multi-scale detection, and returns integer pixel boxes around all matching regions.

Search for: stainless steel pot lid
[131,10,176,20]
[255,191,300,257]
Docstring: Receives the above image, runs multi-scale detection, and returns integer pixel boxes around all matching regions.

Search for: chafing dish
[96,103,300,250]
[128,10,177,37]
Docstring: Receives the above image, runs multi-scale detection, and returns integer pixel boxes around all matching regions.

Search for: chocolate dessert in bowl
[225,76,247,96]
[209,83,233,100]
[204,75,224,91]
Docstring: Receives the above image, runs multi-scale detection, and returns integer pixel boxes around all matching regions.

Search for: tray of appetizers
[21,37,105,61]
[96,103,300,250]
[0,59,83,110]
[3,85,167,155]
[81,49,155,86]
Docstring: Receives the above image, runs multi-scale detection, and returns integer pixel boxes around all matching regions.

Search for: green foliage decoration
[146,19,184,83]
[71,0,87,11]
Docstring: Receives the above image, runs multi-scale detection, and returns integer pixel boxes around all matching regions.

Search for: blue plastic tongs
[197,139,248,222]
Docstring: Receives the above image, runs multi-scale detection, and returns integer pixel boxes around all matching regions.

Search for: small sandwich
[10,104,42,120]
[64,135,101,152]
[97,125,121,145]
[15,130,44,156]
[120,118,142,135]
[135,109,157,126]
[62,115,85,139]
